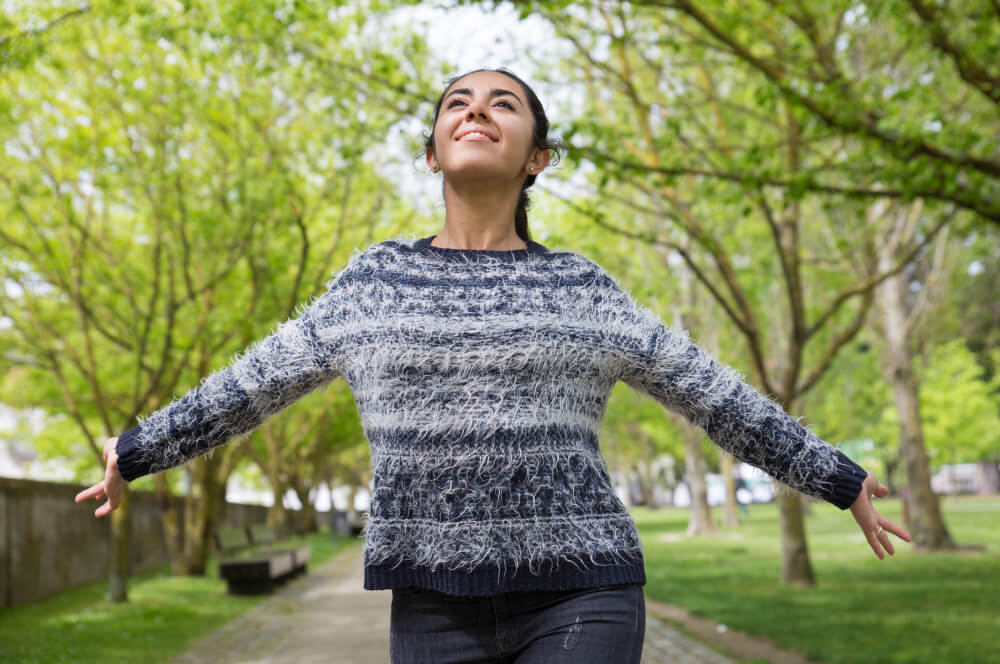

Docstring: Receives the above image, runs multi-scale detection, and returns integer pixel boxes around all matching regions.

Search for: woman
[76,67,911,663]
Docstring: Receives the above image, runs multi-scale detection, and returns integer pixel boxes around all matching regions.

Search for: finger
[878,529,895,556]
[95,500,113,518]
[880,516,912,542]
[75,483,105,503]
[865,528,885,560]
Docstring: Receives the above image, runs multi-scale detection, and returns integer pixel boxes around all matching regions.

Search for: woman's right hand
[75,436,126,518]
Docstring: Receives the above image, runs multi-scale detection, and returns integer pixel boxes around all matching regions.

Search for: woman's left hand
[850,471,912,559]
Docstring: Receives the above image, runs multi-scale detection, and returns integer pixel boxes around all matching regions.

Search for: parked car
[672,473,774,507]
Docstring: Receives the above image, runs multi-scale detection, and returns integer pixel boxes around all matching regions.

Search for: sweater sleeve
[591,261,868,510]
[115,261,360,482]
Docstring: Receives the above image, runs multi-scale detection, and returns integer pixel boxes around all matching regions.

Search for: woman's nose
[465,99,489,120]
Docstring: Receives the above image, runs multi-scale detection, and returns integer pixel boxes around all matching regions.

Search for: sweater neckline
[413,234,548,261]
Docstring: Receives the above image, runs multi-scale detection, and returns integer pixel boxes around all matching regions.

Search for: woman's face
[426,70,548,182]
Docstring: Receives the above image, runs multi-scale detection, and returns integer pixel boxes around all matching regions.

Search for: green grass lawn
[0,528,359,664]
[634,495,1000,664]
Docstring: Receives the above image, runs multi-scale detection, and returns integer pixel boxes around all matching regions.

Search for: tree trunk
[641,433,661,509]
[878,241,956,551]
[107,486,130,602]
[290,479,318,535]
[296,501,317,535]
[799,492,813,517]
[769,389,817,585]
[633,459,659,508]
[883,451,901,495]
[721,452,741,527]
[682,423,715,535]
[778,489,815,586]
[181,454,226,575]
[268,479,292,533]
[886,355,956,550]
[977,462,1000,495]
[155,472,186,576]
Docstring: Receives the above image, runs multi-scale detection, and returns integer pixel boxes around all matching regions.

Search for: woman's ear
[426,148,438,173]
[526,147,551,175]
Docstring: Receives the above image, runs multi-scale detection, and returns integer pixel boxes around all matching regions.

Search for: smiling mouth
[456,129,498,142]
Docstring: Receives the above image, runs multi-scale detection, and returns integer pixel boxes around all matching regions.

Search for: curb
[644,597,820,664]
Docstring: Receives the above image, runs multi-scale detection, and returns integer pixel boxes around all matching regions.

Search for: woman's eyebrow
[444,87,523,107]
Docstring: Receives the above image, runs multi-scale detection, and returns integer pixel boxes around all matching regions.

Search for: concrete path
[171,541,389,664]
[171,541,742,664]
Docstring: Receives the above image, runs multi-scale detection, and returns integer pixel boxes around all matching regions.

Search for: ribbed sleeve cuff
[115,425,153,482]
[825,448,869,510]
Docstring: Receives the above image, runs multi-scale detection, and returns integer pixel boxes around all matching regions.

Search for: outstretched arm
[76,269,357,516]
[622,322,911,556]
[621,321,868,509]
[589,260,912,557]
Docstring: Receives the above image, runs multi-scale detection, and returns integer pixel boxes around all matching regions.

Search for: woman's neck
[434,178,526,250]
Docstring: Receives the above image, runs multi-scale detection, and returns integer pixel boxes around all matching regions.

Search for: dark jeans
[389,582,645,663]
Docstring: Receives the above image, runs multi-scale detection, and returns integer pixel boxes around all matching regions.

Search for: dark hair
[422,67,563,243]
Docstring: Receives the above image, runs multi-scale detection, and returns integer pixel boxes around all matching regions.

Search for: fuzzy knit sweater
[115,233,868,596]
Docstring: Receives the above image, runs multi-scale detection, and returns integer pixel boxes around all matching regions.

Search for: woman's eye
[446,99,515,109]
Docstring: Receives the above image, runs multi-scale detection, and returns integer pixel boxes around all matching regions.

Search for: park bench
[247,523,311,577]
[214,525,304,595]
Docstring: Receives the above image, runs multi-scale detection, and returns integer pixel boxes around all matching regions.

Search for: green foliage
[938,227,1000,383]
[0,3,90,74]
[805,332,1000,471]
[520,0,998,229]
[883,338,1000,465]
[801,339,895,469]
[0,0,438,489]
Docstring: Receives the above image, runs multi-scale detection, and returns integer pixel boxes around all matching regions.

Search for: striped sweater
[115,233,868,596]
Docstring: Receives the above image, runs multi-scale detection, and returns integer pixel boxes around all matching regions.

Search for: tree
[0,0,433,597]
[245,386,363,535]
[0,3,92,75]
[872,200,957,549]
[889,338,1000,468]
[589,0,1000,225]
[514,0,955,585]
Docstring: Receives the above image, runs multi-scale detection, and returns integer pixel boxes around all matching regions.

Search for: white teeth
[460,131,492,140]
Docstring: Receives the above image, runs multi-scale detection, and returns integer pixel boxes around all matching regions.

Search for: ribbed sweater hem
[364,552,646,596]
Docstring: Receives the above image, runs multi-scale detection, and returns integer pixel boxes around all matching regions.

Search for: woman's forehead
[445,71,521,95]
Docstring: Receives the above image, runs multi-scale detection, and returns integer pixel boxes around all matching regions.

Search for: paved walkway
[171,541,743,664]
[171,542,389,664]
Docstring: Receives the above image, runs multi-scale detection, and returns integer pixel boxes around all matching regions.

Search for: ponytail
[515,177,535,243]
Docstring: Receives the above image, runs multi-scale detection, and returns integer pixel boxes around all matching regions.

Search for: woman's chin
[443,163,518,183]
